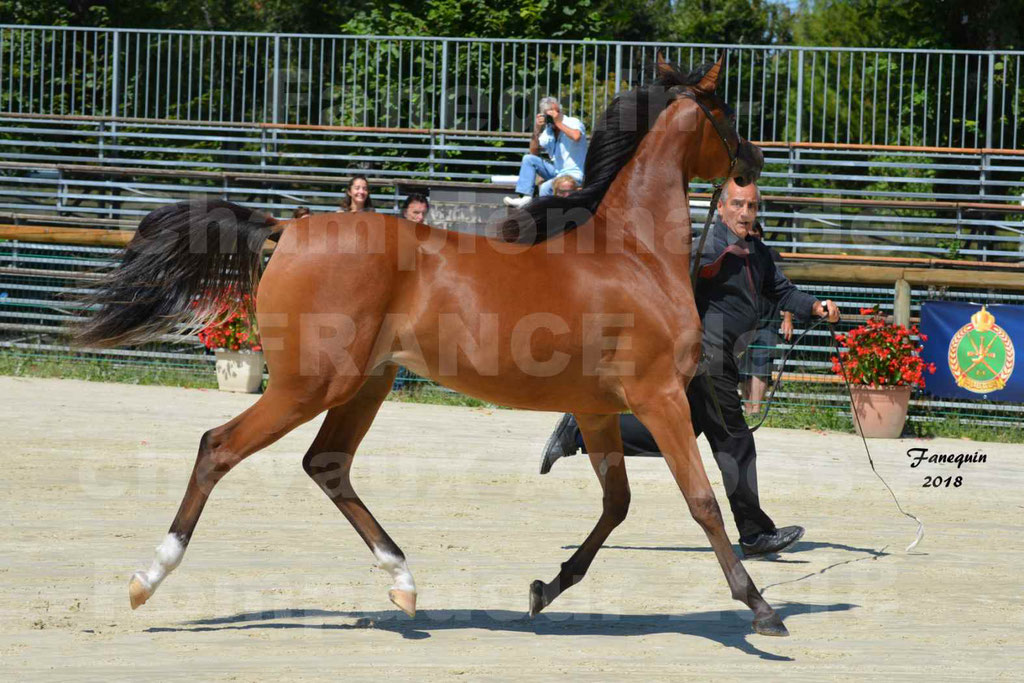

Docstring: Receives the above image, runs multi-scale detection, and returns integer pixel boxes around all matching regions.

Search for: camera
[544,114,554,126]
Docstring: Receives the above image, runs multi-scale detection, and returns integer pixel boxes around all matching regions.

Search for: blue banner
[920,301,1023,401]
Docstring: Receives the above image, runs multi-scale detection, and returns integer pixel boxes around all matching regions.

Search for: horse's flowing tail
[74,199,280,348]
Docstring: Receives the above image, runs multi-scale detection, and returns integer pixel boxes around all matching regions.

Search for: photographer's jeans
[515,154,561,196]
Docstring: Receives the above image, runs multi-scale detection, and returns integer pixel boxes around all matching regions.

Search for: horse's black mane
[495,61,713,244]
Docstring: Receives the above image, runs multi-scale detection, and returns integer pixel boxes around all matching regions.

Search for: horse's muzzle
[733,140,764,186]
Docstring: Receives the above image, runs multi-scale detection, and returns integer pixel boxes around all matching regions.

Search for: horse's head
[660,56,763,189]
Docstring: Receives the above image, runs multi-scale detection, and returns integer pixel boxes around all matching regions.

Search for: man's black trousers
[572,364,776,540]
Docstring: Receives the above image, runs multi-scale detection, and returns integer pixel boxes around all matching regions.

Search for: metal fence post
[794,49,804,143]
[109,29,120,213]
[985,52,995,149]
[437,40,449,171]
[980,151,987,199]
[438,40,449,131]
[272,35,281,124]
[428,130,436,178]
[791,50,805,195]
[614,43,623,94]
[110,31,120,118]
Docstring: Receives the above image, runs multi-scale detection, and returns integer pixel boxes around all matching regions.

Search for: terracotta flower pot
[849,385,912,438]
[214,350,264,393]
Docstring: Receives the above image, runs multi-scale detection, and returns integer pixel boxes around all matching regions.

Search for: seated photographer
[503,97,587,208]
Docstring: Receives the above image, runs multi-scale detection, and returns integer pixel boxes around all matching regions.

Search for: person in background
[401,193,430,223]
[338,175,375,212]
[552,175,579,198]
[291,206,311,219]
[740,222,794,415]
[503,96,587,208]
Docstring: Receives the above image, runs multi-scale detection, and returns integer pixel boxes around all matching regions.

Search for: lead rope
[826,322,925,552]
[689,185,724,286]
[689,298,925,551]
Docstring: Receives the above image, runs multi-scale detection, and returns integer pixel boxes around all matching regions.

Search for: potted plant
[197,294,264,393]
[831,306,936,438]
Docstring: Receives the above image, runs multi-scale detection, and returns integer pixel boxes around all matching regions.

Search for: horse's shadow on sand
[146,601,857,661]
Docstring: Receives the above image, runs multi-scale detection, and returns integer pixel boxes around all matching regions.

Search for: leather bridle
[678,89,739,184]
[681,88,741,286]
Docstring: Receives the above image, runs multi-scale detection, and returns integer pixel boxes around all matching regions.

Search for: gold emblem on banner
[947,306,1015,393]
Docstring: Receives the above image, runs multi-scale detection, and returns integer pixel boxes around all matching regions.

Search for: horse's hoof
[752,611,789,637]
[528,580,546,617]
[128,572,152,610]
[388,589,416,618]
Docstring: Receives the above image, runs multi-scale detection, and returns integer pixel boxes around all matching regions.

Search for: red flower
[195,291,262,352]
[831,309,928,388]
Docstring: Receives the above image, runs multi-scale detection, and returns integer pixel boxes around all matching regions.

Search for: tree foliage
[793,0,1023,50]
[0,1,1018,49]
[668,0,793,45]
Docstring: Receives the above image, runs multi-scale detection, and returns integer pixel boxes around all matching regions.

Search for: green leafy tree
[793,0,1023,50]
[0,0,356,33]
[340,0,671,40]
[667,0,793,45]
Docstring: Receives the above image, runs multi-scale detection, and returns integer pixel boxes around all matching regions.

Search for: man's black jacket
[691,218,818,362]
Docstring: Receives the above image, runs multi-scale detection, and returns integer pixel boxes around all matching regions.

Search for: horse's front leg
[631,389,787,636]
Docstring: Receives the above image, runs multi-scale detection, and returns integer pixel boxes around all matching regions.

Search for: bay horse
[76,57,787,636]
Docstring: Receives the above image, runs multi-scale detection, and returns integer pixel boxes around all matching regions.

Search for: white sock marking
[138,533,185,591]
[374,547,415,593]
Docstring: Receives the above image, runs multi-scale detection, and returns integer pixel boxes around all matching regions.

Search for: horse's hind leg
[530,413,630,616]
[299,365,418,616]
[632,391,787,637]
[128,385,326,609]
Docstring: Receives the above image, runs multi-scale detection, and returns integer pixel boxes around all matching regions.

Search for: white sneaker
[503,194,532,209]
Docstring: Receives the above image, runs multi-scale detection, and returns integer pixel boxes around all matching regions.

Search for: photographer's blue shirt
[538,115,587,178]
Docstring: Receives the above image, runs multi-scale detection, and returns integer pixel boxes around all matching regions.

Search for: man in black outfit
[539,180,841,559]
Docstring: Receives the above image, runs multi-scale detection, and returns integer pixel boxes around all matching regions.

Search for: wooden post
[894,278,911,327]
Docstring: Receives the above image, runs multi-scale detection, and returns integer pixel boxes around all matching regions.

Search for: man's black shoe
[740,525,805,559]
[539,413,579,474]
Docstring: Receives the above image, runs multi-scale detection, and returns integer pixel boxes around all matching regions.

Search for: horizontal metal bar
[0,340,211,361]
[3,26,1018,55]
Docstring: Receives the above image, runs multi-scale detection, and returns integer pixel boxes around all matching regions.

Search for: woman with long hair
[338,175,375,212]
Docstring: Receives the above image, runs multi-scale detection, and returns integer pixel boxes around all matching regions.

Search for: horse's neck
[594,135,693,268]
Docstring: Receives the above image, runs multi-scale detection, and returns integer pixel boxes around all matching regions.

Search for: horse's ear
[655,51,674,78]
[696,54,725,93]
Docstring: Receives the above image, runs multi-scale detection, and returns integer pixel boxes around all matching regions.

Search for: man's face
[717,181,759,239]
[403,201,428,223]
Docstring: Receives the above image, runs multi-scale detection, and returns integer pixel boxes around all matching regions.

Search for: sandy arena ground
[1,376,1022,680]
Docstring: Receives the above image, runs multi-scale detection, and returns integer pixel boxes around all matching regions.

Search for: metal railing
[2,239,1021,428]
[2,26,1022,149]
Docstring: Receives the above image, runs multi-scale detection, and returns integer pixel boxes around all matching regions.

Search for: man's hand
[547,109,582,142]
[780,312,793,341]
[812,299,841,323]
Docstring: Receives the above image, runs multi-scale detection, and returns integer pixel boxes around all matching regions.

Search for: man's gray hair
[539,96,560,113]
[720,179,761,203]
